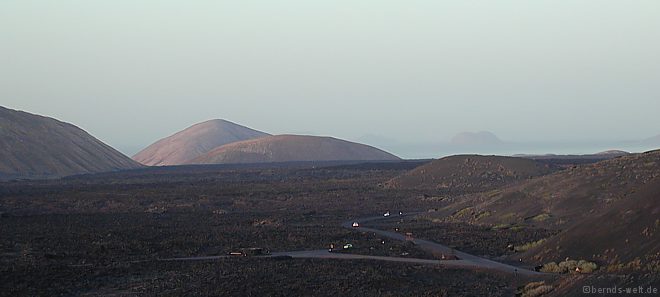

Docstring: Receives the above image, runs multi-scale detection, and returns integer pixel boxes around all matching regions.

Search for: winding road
[162,212,546,277]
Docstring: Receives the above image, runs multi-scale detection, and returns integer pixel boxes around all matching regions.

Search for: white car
[383,211,391,217]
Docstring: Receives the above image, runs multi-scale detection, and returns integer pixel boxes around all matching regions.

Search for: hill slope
[133,119,269,166]
[437,150,660,264]
[527,179,659,264]
[386,155,556,193]
[0,106,142,179]
[190,135,401,164]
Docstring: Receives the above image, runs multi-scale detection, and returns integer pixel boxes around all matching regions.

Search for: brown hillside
[133,119,269,166]
[0,106,142,180]
[435,150,660,266]
[446,150,659,229]
[525,178,660,264]
[386,155,556,193]
[190,135,400,164]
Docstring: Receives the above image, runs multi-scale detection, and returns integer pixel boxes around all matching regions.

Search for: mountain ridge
[190,134,401,164]
[386,155,556,193]
[0,106,142,180]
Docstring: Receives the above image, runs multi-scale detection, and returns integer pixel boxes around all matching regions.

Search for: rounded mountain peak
[133,119,270,166]
[190,134,400,164]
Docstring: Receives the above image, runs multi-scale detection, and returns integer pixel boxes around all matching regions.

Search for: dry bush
[577,260,598,273]
[539,262,562,273]
[540,260,598,273]
[519,281,554,297]
[515,239,546,252]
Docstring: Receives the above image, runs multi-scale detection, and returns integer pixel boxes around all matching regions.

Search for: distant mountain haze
[190,135,401,164]
[513,150,630,160]
[133,119,270,166]
[450,131,503,147]
[641,134,660,146]
[0,106,142,180]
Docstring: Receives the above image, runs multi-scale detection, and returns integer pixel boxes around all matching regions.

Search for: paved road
[162,211,546,277]
[271,250,479,267]
[340,213,545,276]
[164,250,484,270]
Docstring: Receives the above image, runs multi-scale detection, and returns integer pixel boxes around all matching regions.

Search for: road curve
[340,212,545,276]
[161,212,546,277]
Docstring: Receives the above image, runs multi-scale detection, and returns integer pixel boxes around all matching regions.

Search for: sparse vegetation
[2,151,658,296]
[492,223,511,230]
[499,212,517,221]
[539,260,598,274]
[518,281,554,297]
[386,155,558,193]
[364,217,557,257]
[454,207,473,218]
[475,211,491,220]
[515,239,546,252]
[531,213,550,222]
[0,164,518,296]
[1,256,516,297]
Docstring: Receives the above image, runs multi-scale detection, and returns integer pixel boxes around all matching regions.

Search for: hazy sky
[1,1,659,157]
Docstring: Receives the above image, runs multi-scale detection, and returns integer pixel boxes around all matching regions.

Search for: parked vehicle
[440,254,459,260]
[228,247,271,257]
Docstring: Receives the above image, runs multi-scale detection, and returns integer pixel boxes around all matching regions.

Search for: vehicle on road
[352,222,360,227]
